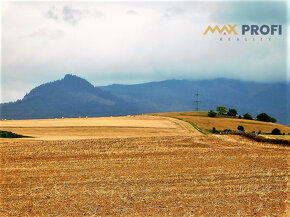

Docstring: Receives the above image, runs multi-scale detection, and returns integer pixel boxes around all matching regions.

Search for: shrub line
[219,131,290,146]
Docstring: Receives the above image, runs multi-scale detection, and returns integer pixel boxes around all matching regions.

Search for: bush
[208,110,217,117]
[238,115,242,119]
[227,108,237,116]
[216,106,228,115]
[272,128,281,135]
[237,125,245,132]
[212,127,216,133]
[243,113,253,120]
[256,113,271,122]
[256,113,277,123]
[223,129,232,133]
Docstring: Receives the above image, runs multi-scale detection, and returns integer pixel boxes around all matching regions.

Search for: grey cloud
[45,5,95,26]
[62,6,84,25]
[46,6,59,21]
[3,1,288,103]
[164,7,185,19]
[212,2,287,24]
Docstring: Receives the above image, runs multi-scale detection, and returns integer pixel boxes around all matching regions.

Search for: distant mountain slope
[1,75,289,125]
[1,74,141,119]
[99,78,289,125]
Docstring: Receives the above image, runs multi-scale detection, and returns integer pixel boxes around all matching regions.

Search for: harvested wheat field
[1,114,289,216]
[157,111,290,134]
[0,115,197,140]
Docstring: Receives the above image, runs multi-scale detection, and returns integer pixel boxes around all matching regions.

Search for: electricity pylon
[195,89,200,111]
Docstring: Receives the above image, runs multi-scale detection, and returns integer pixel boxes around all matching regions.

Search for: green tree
[237,125,245,132]
[208,110,217,117]
[271,128,281,135]
[227,108,237,116]
[256,113,271,122]
[243,113,253,120]
[270,117,277,123]
[216,106,228,115]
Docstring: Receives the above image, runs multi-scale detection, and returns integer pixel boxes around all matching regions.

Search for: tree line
[208,106,277,123]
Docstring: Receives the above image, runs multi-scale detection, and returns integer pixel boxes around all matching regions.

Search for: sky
[1,1,288,103]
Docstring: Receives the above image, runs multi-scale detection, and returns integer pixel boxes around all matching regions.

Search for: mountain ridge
[1,74,289,125]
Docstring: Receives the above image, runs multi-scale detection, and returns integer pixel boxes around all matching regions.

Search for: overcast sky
[1,1,288,103]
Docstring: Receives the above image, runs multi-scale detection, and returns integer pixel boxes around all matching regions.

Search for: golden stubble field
[1,114,289,216]
[0,115,198,140]
[157,111,290,135]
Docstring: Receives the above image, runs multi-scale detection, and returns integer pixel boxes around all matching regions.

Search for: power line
[194,89,200,111]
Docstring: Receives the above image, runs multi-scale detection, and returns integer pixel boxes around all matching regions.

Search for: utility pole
[195,89,200,111]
